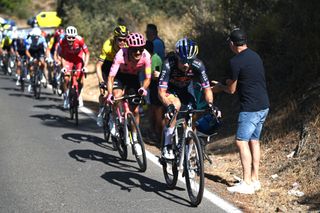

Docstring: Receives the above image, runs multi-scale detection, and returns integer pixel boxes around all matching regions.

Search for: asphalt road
[0,73,237,213]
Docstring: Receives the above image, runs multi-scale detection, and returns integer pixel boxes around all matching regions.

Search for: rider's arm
[107,75,114,95]
[141,50,152,89]
[158,61,171,107]
[212,79,237,94]
[96,60,104,83]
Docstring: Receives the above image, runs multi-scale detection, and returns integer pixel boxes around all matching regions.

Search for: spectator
[212,28,270,194]
[145,40,163,142]
[145,24,165,60]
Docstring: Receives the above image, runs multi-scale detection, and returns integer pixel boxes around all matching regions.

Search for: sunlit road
[0,73,230,213]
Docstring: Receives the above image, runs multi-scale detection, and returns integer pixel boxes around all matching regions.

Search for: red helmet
[54,28,64,38]
[126,32,145,47]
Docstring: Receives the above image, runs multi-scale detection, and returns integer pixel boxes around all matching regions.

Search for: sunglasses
[131,47,144,53]
[117,38,126,42]
[67,36,76,41]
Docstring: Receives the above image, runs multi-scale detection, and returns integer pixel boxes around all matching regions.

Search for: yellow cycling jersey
[1,36,12,48]
[98,37,128,62]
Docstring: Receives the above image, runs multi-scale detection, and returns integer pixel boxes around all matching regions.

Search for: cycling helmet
[126,32,146,47]
[195,113,221,135]
[65,26,77,39]
[175,38,199,62]
[114,25,128,38]
[30,27,42,37]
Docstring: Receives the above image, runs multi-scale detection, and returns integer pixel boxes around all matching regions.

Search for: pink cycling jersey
[109,48,151,78]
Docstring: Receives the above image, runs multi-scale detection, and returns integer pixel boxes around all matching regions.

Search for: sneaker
[162,145,174,160]
[227,181,255,194]
[134,143,142,156]
[27,84,32,93]
[252,180,261,191]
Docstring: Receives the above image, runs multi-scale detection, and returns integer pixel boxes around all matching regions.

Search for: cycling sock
[164,127,174,146]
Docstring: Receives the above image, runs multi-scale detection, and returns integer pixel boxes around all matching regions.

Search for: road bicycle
[98,84,117,150]
[51,63,63,96]
[67,68,85,126]
[111,92,147,172]
[159,105,206,206]
[18,56,28,92]
[30,59,43,99]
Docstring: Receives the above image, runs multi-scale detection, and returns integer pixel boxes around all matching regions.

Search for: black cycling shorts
[113,72,140,93]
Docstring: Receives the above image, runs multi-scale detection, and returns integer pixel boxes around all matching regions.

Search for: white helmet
[31,27,41,36]
[65,26,77,39]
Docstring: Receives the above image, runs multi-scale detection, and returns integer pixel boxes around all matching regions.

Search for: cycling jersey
[109,48,151,78]
[98,38,118,62]
[13,39,27,56]
[158,54,210,90]
[57,35,89,62]
[26,35,47,58]
[1,36,13,51]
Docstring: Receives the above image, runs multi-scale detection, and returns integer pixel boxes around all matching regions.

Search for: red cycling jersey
[57,35,89,73]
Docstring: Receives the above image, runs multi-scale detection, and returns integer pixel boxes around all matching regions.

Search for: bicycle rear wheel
[125,113,147,172]
[34,71,41,99]
[160,130,178,189]
[184,130,204,206]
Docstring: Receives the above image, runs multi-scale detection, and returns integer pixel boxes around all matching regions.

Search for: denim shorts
[236,108,269,141]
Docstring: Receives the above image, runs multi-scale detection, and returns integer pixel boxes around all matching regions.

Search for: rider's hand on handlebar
[138,87,147,96]
[82,67,88,73]
[208,103,222,118]
[99,82,107,89]
[165,104,176,120]
[106,94,114,105]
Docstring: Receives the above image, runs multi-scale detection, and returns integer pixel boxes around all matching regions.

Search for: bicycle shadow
[8,93,63,103]
[33,104,65,111]
[101,171,191,207]
[68,149,140,172]
[0,87,22,92]
[62,133,113,151]
[30,113,101,133]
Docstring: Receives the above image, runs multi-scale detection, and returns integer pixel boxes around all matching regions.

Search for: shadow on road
[62,132,113,151]
[101,171,192,207]
[68,149,140,172]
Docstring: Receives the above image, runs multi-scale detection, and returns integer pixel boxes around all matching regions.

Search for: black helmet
[228,28,247,46]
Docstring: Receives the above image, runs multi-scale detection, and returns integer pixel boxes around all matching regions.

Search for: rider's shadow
[62,133,113,151]
[101,171,191,206]
[34,104,65,111]
[68,149,138,172]
[204,173,231,187]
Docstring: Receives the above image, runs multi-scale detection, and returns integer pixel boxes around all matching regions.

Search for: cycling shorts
[29,49,45,59]
[101,60,112,82]
[64,58,84,76]
[113,72,140,93]
[167,85,197,110]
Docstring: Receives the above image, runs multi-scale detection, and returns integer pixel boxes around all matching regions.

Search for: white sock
[164,127,174,146]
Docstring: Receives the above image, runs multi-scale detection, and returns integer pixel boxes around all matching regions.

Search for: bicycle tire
[103,107,111,142]
[125,113,147,172]
[184,130,204,206]
[69,88,76,120]
[34,71,41,99]
[75,104,79,126]
[161,130,178,189]
[113,124,128,160]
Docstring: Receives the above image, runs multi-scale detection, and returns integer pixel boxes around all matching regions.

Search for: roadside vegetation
[3,0,320,211]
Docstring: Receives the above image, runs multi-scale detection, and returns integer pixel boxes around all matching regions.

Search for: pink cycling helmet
[126,32,146,47]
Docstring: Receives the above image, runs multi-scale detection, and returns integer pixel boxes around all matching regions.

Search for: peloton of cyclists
[96,25,129,127]
[55,26,90,109]
[158,38,220,159]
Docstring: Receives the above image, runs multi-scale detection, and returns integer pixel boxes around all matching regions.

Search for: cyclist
[106,32,151,143]
[158,38,220,159]
[96,25,128,127]
[1,29,15,74]
[25,27,50,92]
[13,32,28,86]
[56,26,90,109]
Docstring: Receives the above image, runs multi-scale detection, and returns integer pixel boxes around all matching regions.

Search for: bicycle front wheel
[125,113,147,172]
[184,130,205,206]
